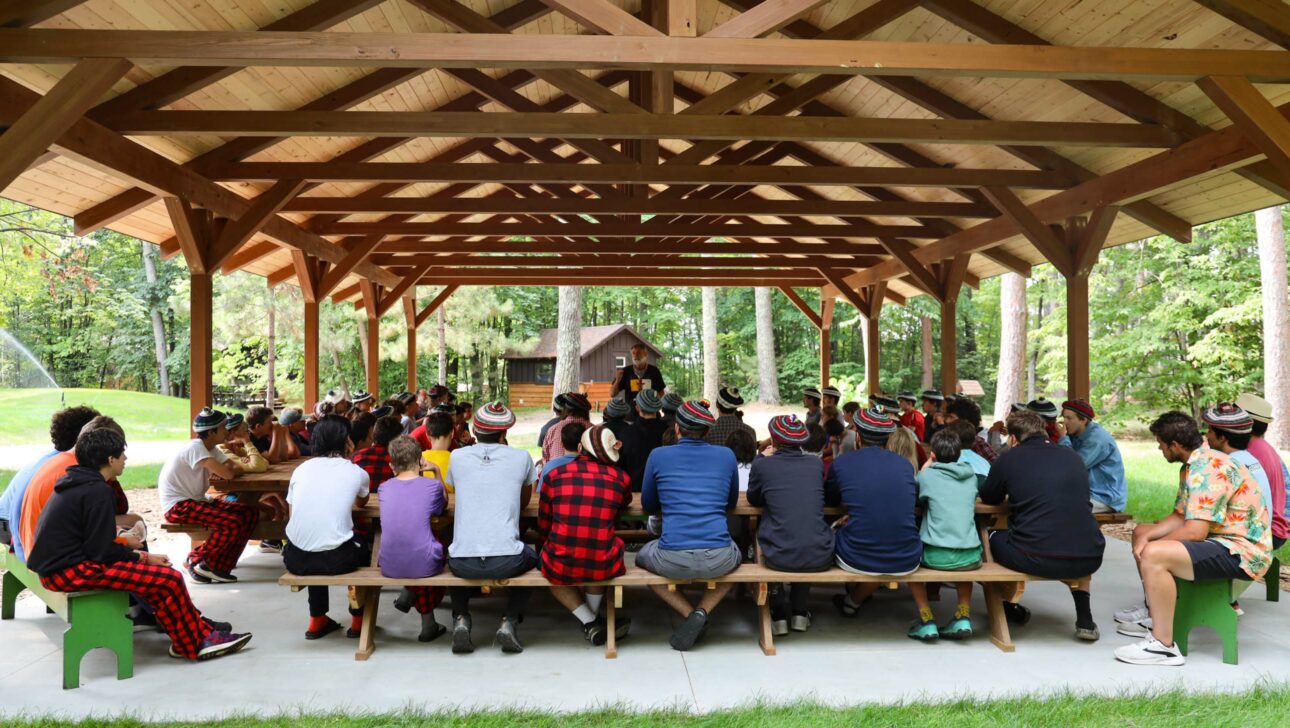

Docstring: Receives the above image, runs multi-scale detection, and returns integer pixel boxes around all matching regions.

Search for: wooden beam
[283,196,997,218]
[321,220,939,239]
[360,280,381,396]
[419,276,817,287]
[8,29,1290,81]
[221,241,280,275]
[779,286,823,329]
[0,0,87,27]
[377,264,433,317]
[303,295,320,408]
[207,179,307,271]
[0,58,130,193]
[190,270,213,425]
[536,0,662,36]
[667,0,696,36]
[292,250,323,305]
[1192,0,1290,48]
[819,295,834,386]
[1199,75,1290,180]
[875,237,944,301]
[378,239,885,255]
[317,235,386,298]
[980,187,1074,276]
[164,198,214,275]
[414,285,460,327]
[405,295,418,392]
[210,162,1067,189]
[817,267,870,313]
[374,253,880,269]
[1072,207,1119,276]
[102,110,1180,148]
[704,0,830,38]
[864,282,884,395]
[405,266,826,281]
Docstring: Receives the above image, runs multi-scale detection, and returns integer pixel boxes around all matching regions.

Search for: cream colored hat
[1236,393,1273,424]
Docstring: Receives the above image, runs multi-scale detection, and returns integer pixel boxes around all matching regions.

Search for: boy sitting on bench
[379,436,448,643]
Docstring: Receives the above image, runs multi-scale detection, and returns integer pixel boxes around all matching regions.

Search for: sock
[585,593,604,614]
[350,615,363,632]
[954,603,970,620]
[308,615,331,633]
[1070,589,1094,628]
[918,607,934,623]
[843,595,861,609]
[572,604,596,625]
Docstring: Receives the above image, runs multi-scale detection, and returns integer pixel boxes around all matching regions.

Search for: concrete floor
[1,537,1284,720]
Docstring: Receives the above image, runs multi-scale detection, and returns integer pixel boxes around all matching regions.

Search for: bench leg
[757,592,777,656]
[1267,558,1280,603]
[63,593,133,690]
[982,583,1016,653]
[2,569,24,620]
[354,587,380,662]
[605,592,618,660]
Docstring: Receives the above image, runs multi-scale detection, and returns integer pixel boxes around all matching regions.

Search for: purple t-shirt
[377,475,446,578]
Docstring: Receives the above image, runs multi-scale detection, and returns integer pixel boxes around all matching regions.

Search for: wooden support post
[863,283,885,396]
[938,255,971,396]
[360,280,381,397]
[189,271,213,426]
[819,296,835,386]
[404,296,418,393]
[293,250,323,409]
[1063,208,1118,401]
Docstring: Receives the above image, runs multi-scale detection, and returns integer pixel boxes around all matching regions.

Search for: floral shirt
[1174,445,1272,579]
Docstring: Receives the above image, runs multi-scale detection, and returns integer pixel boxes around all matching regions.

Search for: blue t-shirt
[0,447,59,561]
[826,447,922,574]
[957,448,991,487]
[641,438,738,551]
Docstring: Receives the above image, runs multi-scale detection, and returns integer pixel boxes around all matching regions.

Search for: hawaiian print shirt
[1174,444,1273,579]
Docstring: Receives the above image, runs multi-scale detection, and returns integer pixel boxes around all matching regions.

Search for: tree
[701,286,719,403]
[753,286,780,404]
[265,283,276,406]
[1256,205,1290,448]
[140,240,170,395]
[553,285,582,395]
[921,316,933,390]
[993,272,1027,420]
[437,305,447,387]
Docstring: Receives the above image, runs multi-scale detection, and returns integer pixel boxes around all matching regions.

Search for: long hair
[886,427,920,471]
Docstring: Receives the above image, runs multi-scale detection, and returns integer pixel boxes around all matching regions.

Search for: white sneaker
[1114,604,1149,624]
[1116,617,1153,637]
[1114,636,1184,666]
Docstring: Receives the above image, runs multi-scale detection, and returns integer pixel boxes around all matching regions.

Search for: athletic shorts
[988,531,1102,580]
[1182,539,1249,581]
[635,540,740,580]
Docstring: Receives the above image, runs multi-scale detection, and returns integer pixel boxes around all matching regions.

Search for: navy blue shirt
[641,438,738,550]
[825,447,922,574]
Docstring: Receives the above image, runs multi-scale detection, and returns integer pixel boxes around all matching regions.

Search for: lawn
[0,388,191,445]
[0,463,162,495]
[6,686,1290,727]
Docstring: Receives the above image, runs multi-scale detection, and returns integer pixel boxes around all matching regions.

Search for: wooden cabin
[504,325,662,410]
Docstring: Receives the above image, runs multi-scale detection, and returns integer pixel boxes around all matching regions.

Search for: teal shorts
[921,545,983,571]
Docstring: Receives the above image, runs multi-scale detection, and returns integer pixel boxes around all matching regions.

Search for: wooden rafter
[376,239,885,255]
[317,220,940,238]
[1192,0,1290,48]
[705,0,830,38]
[372,254,880,269]
[207,179,307,272]
[0,0,87,27]
[778,287,823,329]
[1199,75,1290,180]
[413,275,825,287]
[413,285,460,327]
[980,187,1074,277]
[537,0,661,36]
[164,198,214,275]
[317,236,386,299]
[376,263,433,317]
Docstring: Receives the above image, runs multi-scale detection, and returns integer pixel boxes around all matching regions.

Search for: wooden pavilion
[1,0,1289,422]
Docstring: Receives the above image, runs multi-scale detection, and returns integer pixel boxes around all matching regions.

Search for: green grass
[0,388,191,445]
[6,686,1290,727]
[0,463,162,496]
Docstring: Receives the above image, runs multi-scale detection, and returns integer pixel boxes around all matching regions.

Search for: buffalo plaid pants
[41,560,212,660]
[165,499,258,573]
[408,586,442,615]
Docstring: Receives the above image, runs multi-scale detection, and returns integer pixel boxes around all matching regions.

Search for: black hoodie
[26,465,137,577]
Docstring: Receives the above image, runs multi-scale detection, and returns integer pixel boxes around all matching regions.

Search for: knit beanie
[224,413,244,430]
[854,406,896,437]
[821,386,842,401]
[1203,402,1253,435]
[193,407,227,433]
[564,392,592,413]
[661,392,684,414]
[604,394,631,419]
[350,391,373,405]
[920,389,944,402]
[636,389,663,414]
[1061,398,1096,420]
[370,405,394,419]
[581,424,621,464]
[716,386,745,410]
[1236,393,1273,424]
[1027,398,1059,419]
[473,401,516,432]
[803,386,822,400]
[872,394,900,411]
[768,414,810,446]
[675,400,717,430]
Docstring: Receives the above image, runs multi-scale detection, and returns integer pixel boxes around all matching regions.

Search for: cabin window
[535,362,554,385]
[615,356,628,369]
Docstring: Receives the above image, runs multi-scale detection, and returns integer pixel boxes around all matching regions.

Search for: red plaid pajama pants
[41,560,212,660]
[409,587,442,615]
[165,499,258,573]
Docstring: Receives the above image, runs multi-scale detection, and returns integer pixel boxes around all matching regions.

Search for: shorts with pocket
[1182,539,1249,581]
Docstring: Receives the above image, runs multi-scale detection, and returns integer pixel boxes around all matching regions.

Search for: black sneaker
[202,617,232,633]
[184,560,212,585]
[614,616,632,640]
[496,617,524,654]
[452,615,474,654]
[191,561,237,584]
[583,617,608,646]
[670,609,708,651]
[258,540,284,555]
[132,610,161,633]
[1003,602,1031,626]
[306,618,342,640]
[170,631,252,661]
[393,588,414,614]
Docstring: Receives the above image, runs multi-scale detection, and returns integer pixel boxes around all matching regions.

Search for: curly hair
[50,406,101,452]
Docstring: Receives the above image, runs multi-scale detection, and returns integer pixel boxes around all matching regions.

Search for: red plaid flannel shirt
[351,444,394,492]
[971,434,998,463]
[537,456,633,585]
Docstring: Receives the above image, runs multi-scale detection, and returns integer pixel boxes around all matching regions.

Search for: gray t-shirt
[446,443,537,558]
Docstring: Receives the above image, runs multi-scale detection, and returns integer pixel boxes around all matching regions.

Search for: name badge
[630,379,641,392]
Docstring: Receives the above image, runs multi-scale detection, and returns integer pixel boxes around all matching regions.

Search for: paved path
[1,537,1284,719]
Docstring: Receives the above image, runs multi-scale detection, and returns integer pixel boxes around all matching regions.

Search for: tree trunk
[357,317,369,380]
[1028,292,1045,400]
[553,285,583,395]
[265,283,276,407]
[753,287,781,404]
[437,305,447,386]
[701,287,719,403]
[993,272,1028,422]
[921,316,933,389]
[1257,206,1290,448]
[141,241,170,396]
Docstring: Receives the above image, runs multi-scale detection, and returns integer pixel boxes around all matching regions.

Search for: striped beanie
[854,406,897,438]
[768,414,810,446]
[193,407,227,433]
[581,424,621,464]
[716,386,745,410]
[552,393,570,411]
[675,400,717,431]
[920,389,944,402]
[351,390,373,405]
[564,392,592,412]
[821,386,842,401]
[661,392,684,414]
[371,405,394,419]
[225,413,244,430]
[1010,402,1028,414]
[803,386,822,400]
[604,394,631,419]
[473,401,516,432]
[433,403,456,415]
[1203,402,1253,435]
[1027,398,1059,419]
[897,391,918,403]
[873,394,900,412]
[428,385,449,398]
[1062,399,1096,420]
[636,388,663,414]
[395,391,416,405]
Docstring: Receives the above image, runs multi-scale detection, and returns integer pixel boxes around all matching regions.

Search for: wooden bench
[279,565,673,660]
[160,520,287,544]
[1,549,133,689]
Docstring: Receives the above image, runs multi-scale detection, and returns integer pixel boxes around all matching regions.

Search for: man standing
[1056,399,1128,513]
[638,400,740,651]
[611,343,666,414]
[1114,411,1270,666]
[1237,393,1289,549]
[896,392,925,441]
[706,386,756,447]
[446,402,539,654]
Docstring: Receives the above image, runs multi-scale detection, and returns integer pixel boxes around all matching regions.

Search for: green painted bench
[2,549,133,689]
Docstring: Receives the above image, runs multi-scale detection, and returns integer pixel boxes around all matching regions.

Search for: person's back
[980,433,1103,560]
[642,437,739,550]
[378,472,446,578]
[538,453,632,583]
[747,449,833,571]
[447,440,536,558]
[916,460,982,561]
[628,414,668,491]
[19,450,77,559]
[826,447,922,574]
